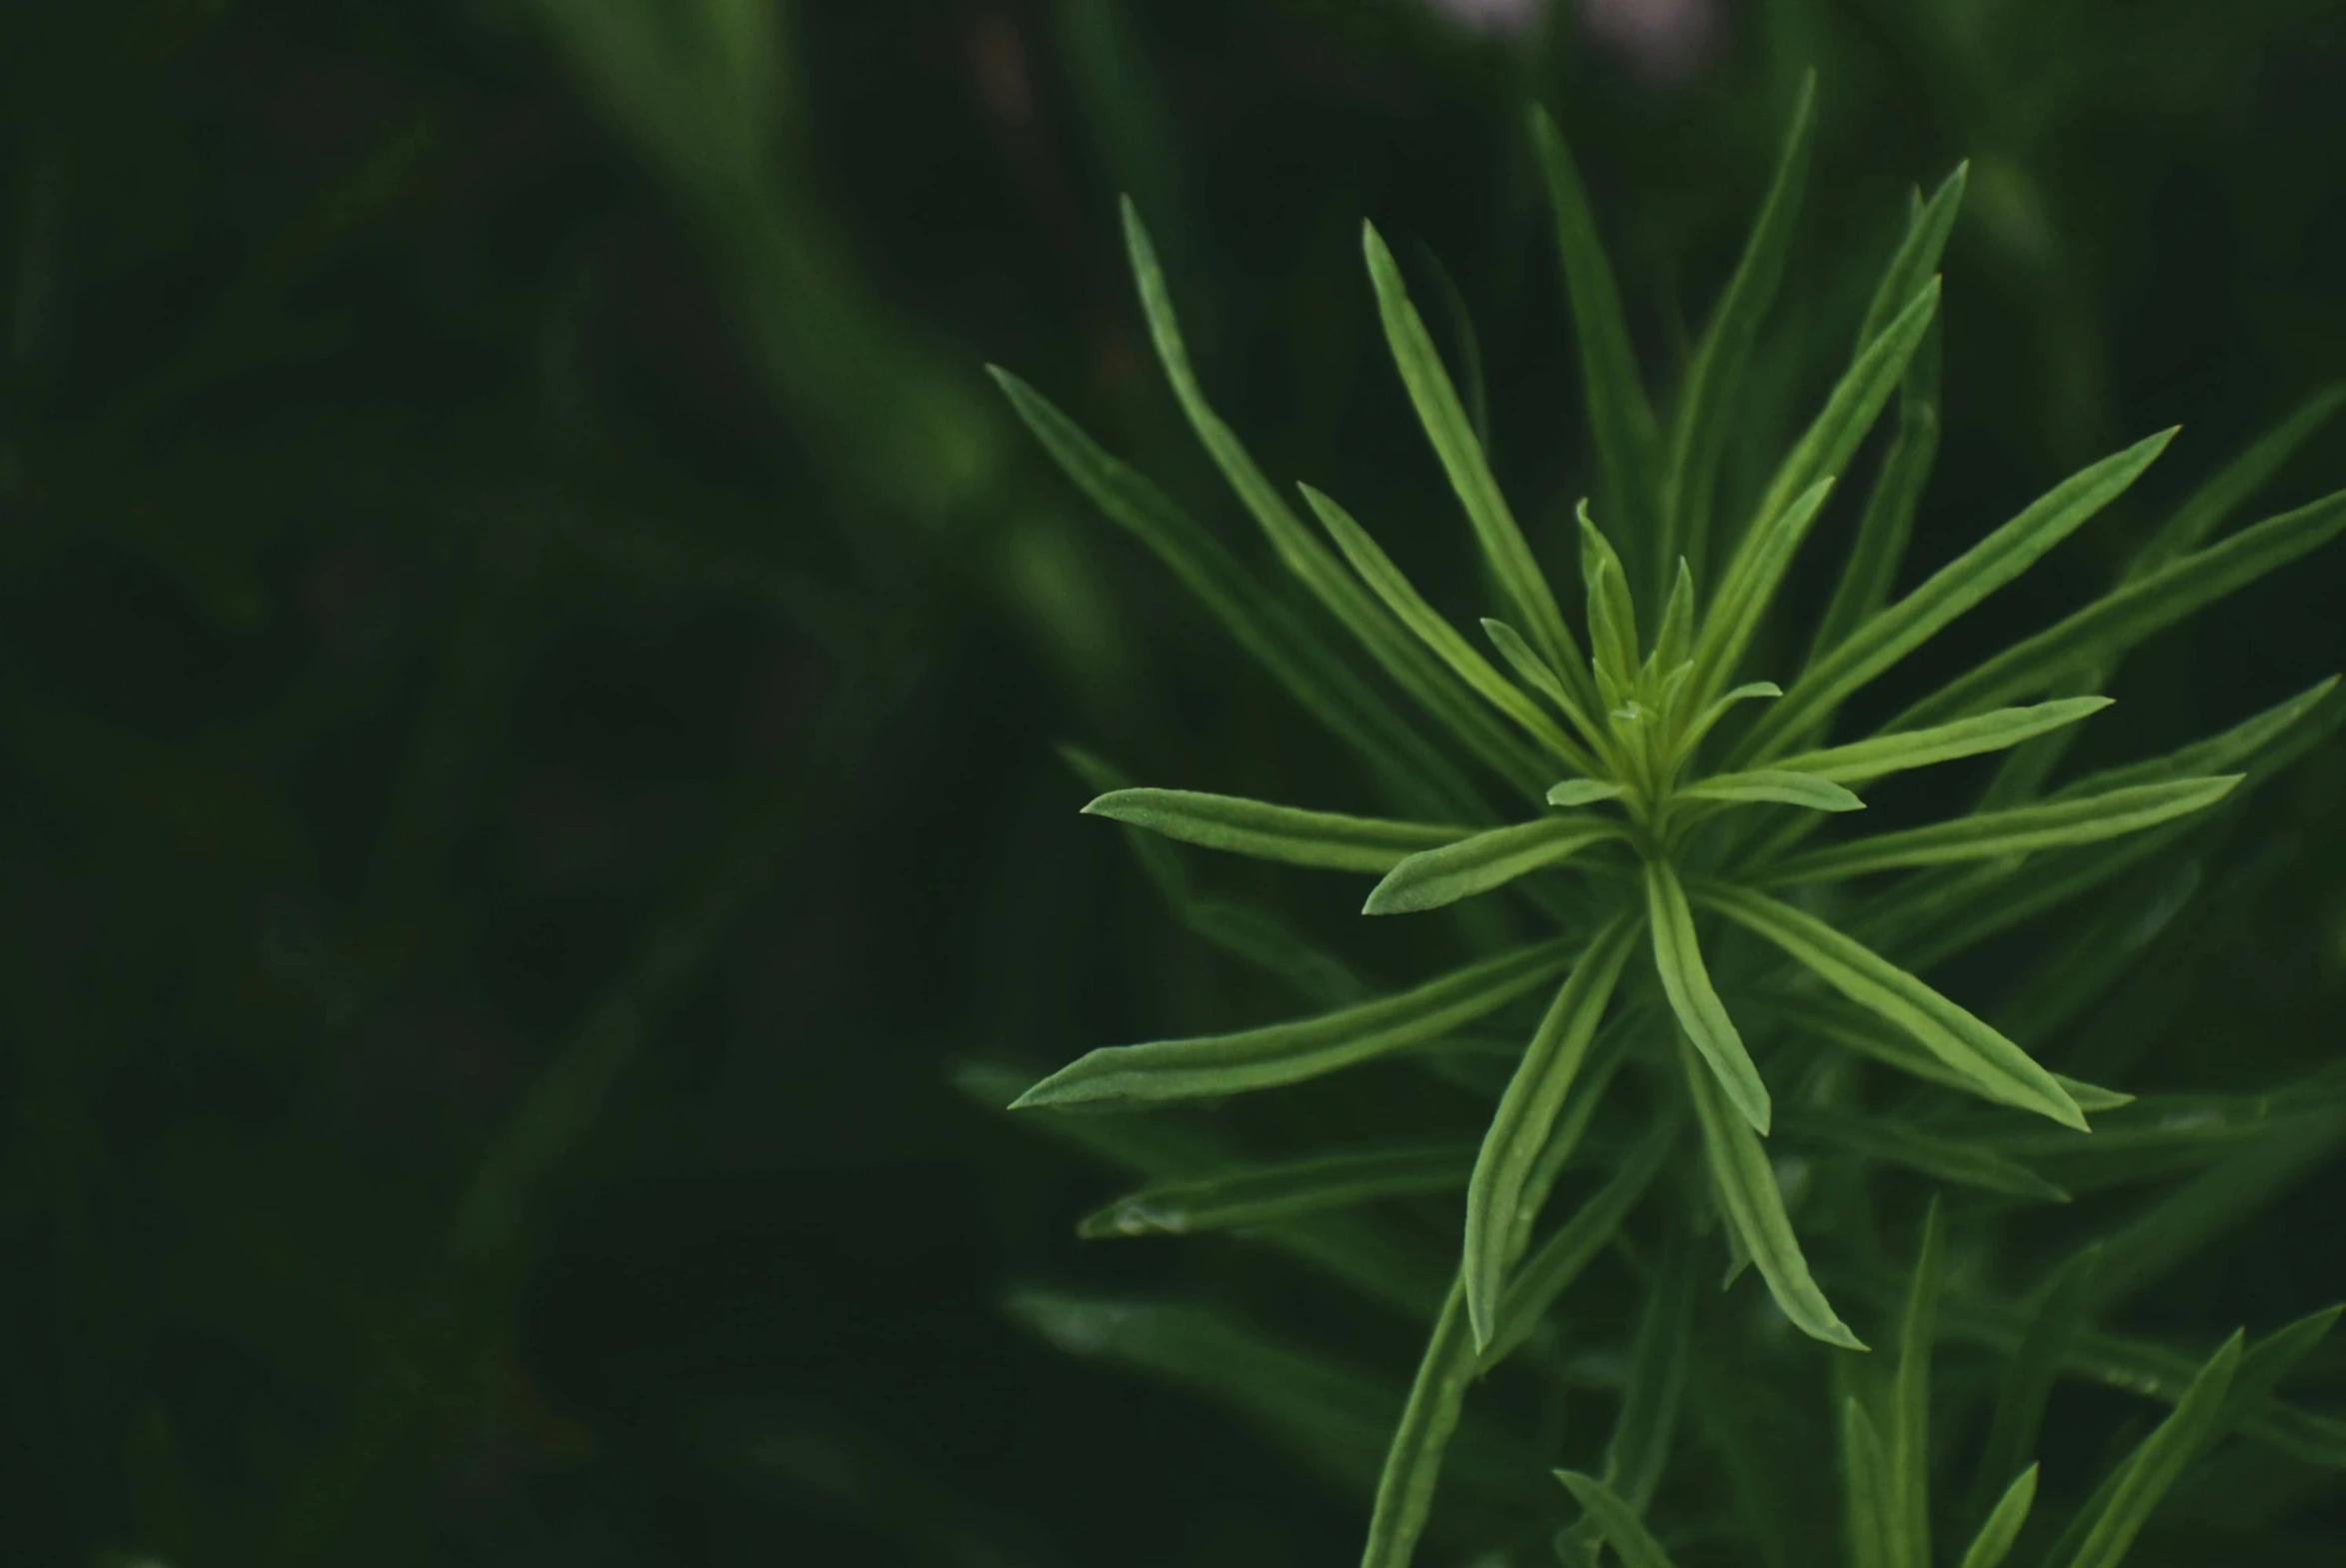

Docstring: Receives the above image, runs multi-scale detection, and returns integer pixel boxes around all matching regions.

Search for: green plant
[982,75,2346,1568]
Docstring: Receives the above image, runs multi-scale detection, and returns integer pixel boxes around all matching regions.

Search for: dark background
[4,1,2345,1563]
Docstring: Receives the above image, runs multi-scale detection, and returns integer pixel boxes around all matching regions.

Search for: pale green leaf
[1303,483,1601,770]
[1809,327,1941,666]
[1768,697,2111,783]
[1083,786,1470,872]
[1461,917,1639,1347]
[1555,1471,1683,1568]
[1580,503,1642,687]
[1012,938,1570,1110]
[1362,221,1588,692]
[1530,108,1664,598]
[1890,486,2346,732]
[1364,815,1624,915]
[1647,857,1772,1133]
[1762,988,2127,1121]
[1546,778,1626,806]
[1479,1111,1678,1369]
[1078,1145,1473,1239]
[1663,71,1815,585]
[1679,1031,1862,1348]
[1361,1282,1479,1568]
[1693,474,1847,706]
[1679,769,1866,813]
[1738,427,2177,765]
[1956,1465,2036,1568]
[1651,559,1695,677]
[1698,881,2085,1130]
[1677,681,1782,756]
[1120,202,1557,797]
[1762,777,2239,884]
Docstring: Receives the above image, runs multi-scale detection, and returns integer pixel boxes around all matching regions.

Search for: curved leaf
[1365,815,1624,915]
[1084,787,1470,871]
[1555,1471,1683,1568]
[1956,1466,2036,1568]
[1647,857,1772,1133]
[1679,770,1866,813]
[1078,1145,1474,1239]
[1768,697,2111,783]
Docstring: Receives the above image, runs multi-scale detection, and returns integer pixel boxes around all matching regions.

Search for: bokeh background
[4,0,2346,1562]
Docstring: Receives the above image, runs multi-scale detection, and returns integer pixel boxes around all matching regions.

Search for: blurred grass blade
[1362,221,1589,693]
[1762,777,2239,884]
[1366,815,1625,915]
[1647,858,1772,1133]
[1078,1145,1474,1238]
[1888,1203,1943,1568]
[1769,698,2111,783]
[1530,107,1663,597]
[2041,1331,2243,1568]
[1699,882,2085,1130]
[1012,938,1570,1110]
[1084,786,1470,871]
[1809,323,1942,666]
[1890,487,2346,731]
[1956,1465,2036,1568]
[1679,1031,1861,1348]
[1680,769,1865,813]
[1480,1113,1678,1368]
[1701,278,1938,701]
[1739,428,2176,765]
[1664,72,1816,587]
[1546,778,1626,806]
[1606,1229,1700,1508]
[991,366,1484,816]
[1411,240,1490,451]
[1555,1471,1683,1568]
[1785,1108,2069,1203]
[1304,483,1600,769]
[1120,203,1556,797]
[1462,916,1639,1346]
[2127,384,2346,581]
[1484,617,1599,740]
[2052,677,2343,801]
[1855,163,1968,352]
[2214,1307,2345,1458]
[1841,1396,1894,1568]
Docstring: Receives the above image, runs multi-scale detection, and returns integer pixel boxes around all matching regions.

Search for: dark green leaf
[1480,1113,1678,1368]
[1078,1145,1474,1239]
[1555,1471,1683,1568]
[1887,1204,1943,1568]
[1768,698,2111,783]
[1784,1108,2069,1203]
[2043,1331,2242,1568]
[1956,1465,2036,1568]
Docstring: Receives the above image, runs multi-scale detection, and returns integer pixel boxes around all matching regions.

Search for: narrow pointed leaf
[1652,559,1695,676]
[2052,677,2342,802]
[1887,1204,1943,1568]
[1695,474,1847,705]
[1481,617,1599,746]
[1664,72,1816,584]
[1679,1031,1862,1348]
[1855,162,1968,353]
[1012,938,1570,1110]
[1769,698,2112,783]
[2128,383,2346,581]
[1647,858,1772,1133]
[1303,484,1600,770]
[991,366,1485,817]
[1120,203,1556,797]
[1361,1282,1478,1568]
[2043,1331,2242,1568]
[1841,1396,1895,1568]
[1765,777,2239,884]
[1679,770,1866,813]
[1546,778,1626,806]
[1555,1471,1683,1568]
[1462,917,1639,1346]
[1698,882,2086,1130]
[1479,1115,1678,1368]
[1677,681,1782,756]
[1605,1229,1701,1506]
[1362,222,1588,691]
[1895,486,2346,732]
[1078,1145,1474,1238]
[1530,108,1663,595]
[1083,787,1471,871]
[1739,427,2177,764]
[1785,1108,2069,1203]
[1956,1466,2036,1568]
[1809,329,1942,665]
[1365,815,1623,915]
[1765,989,2126,1119]
[1579,502,1642,685]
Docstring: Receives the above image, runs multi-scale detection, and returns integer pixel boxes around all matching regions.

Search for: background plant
[3,2,2345,1564]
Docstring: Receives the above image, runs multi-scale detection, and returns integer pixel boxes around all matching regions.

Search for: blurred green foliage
[1,1,2344,1563]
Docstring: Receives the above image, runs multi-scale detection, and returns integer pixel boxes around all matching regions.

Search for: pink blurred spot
[1582,0,1722,84]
